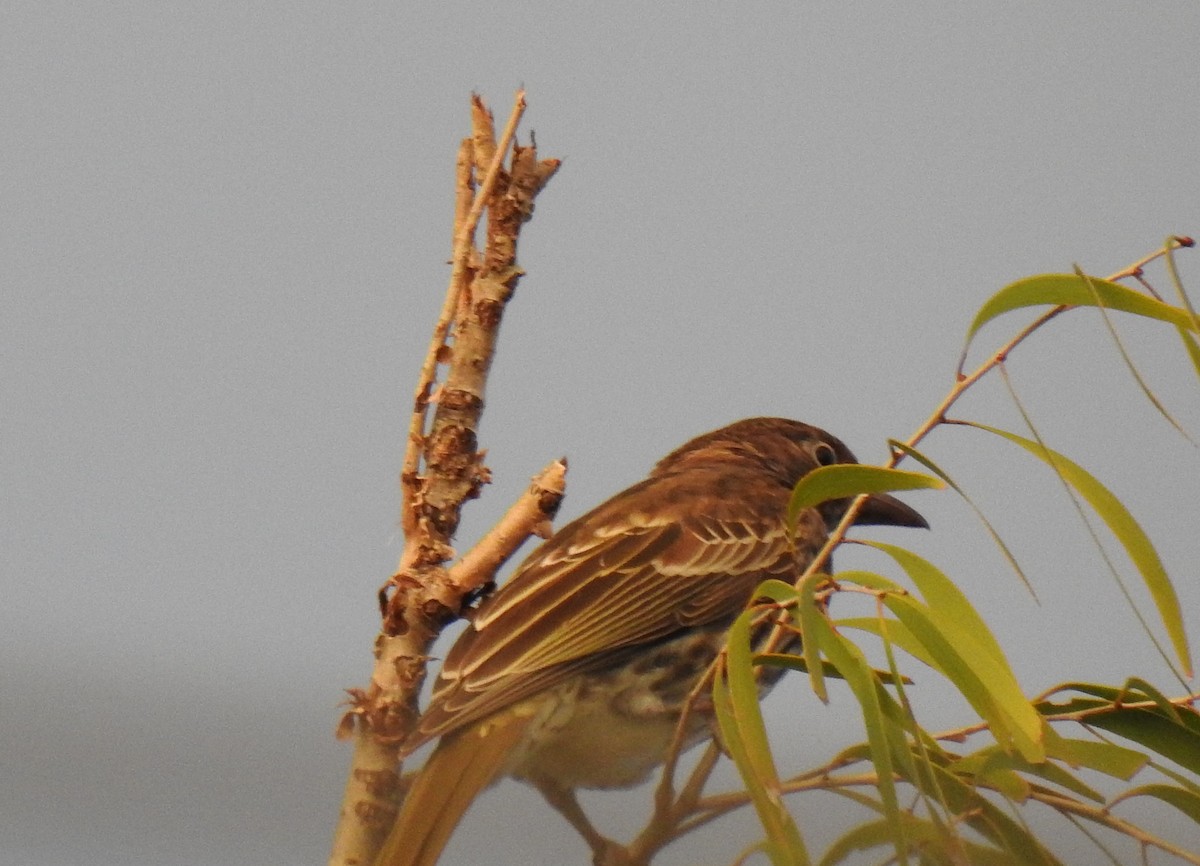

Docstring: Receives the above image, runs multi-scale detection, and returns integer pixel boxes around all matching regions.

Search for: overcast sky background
[4,3,1200,865]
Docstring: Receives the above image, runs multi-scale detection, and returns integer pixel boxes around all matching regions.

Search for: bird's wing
[411,475,814,742]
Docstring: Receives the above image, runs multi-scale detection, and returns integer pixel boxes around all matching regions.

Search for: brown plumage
[375,418,927,866]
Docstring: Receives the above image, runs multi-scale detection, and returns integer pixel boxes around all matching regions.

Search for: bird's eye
[813,442,837,467]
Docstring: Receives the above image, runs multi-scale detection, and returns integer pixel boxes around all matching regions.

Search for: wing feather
[410,471,810,745]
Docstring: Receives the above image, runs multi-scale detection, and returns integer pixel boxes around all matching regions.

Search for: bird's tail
[373,712,532,866]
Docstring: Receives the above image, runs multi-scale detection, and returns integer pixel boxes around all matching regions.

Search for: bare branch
[448,459,567,591]
[328,91,560,866]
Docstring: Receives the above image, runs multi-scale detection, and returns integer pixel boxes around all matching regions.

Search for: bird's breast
[506,623,790,791]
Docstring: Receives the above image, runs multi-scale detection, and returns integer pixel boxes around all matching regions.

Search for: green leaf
[787,465,941,531]
[1043,736,1148,781]
[966,422,1192,678]
[956,728,1108,803]
[965,273,1199,346]
[828,741,873,768]
[820,812,1027,866]
[1038,681,1130,704]
[835,616,943,673]
[753,652,914,686]
[1163,239,1200,382]
[1113,783,1200,823]
[725,612,776,783]
[882,593,1044,762]
[819,812,992,866]
[818,816,896,866]
[888,440,1036,599]
[1176,326,1200,382]
[832,569,905,593]
[798,573,830,704]
[714,609,811,866]
[1084,706,1200,775]
[863,543,1011,675]
[1121,676,1185,724]
[1037,697,1111,716]
[803,612,906,846]
[908,758,1063,864]
[1041,679,1195,725]
[1075,268,1196,443]
[1163,237,1200,327]
[1018,755,1107,802]
[755,578,802,605]
[975,753,1032,802]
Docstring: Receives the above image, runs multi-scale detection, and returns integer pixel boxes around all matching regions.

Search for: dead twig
[328,90,561,866]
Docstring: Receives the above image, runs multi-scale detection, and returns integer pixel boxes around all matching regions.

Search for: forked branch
[328,91,560,866]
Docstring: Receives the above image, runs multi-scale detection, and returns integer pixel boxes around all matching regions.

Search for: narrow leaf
[864,542,1011,674]
[836,616,942,672]
[1176,326,1200,382]
[803,613,905,844]
[966,422,1192,677]
[832,569,904,593]
[911,759,1063,864]
[1039,681,1127,704]
[714,611,811,866]
[819,813,997,866]
[1044,736,1149,780]
[965,273,1199,346]
[976,756,1032,802]
[884,594,1044,761]
[1084,706,1200,775]
[725,611,778,784]
[889,440,1035,598]
[787,465,941,531]
[1113,783,1200,823]
[1076,267,1195,442]
[999,741,1107,803]
[798,573,829,703]
[1121,676,1184,724]
[1162,239,1200,382]
[1163,236,1200,333]
[755,578,802,605]
[754,652,913,686]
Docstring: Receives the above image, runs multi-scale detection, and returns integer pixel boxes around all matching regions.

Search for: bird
[374,417,927,866]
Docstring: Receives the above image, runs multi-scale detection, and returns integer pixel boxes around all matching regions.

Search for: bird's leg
[534,781,627,864]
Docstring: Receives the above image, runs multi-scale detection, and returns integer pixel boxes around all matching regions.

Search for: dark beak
[854,492,929,529]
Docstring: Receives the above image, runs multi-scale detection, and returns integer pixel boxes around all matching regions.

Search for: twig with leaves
[603,237,1200,866]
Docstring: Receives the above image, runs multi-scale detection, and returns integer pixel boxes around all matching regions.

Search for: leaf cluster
[714,240,1200,865]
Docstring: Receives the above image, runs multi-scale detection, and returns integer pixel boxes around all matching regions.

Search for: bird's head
[654,416,928,531]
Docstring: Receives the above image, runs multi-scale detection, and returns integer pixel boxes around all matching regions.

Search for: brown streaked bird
[375,417,927,866]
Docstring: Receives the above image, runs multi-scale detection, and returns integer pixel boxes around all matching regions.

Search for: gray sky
[4,3,1199,865]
